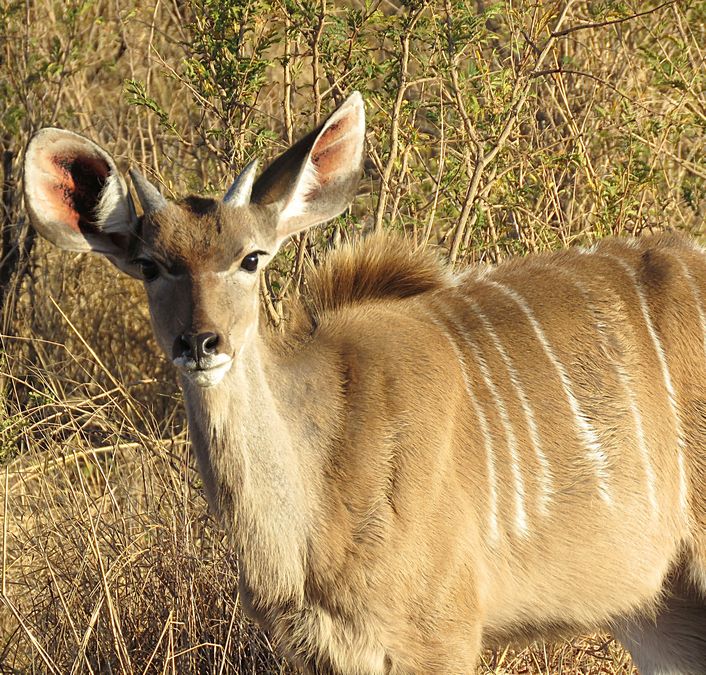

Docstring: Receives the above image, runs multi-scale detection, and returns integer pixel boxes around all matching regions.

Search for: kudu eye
[241,252,260,272]
[136,258,159,282]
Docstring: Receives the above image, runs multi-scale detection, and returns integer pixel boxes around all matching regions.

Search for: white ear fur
[261,91,366,243]
[278,155,322,227]
[24,128,137,253]
[96,173,138,235]
[223,159,259,207]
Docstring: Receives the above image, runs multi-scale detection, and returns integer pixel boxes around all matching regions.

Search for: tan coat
[23,92,706,674]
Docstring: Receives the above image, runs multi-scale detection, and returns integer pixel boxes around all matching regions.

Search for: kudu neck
[180,329,336,609]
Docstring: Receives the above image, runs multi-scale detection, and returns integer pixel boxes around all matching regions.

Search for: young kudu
[24,92,706,674]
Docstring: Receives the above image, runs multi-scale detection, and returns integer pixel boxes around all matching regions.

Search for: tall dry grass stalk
[1,0,703,671]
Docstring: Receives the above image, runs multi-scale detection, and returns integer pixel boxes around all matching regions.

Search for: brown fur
[24,94,706,675]
[242,232,706,673]
[289,232,453,333]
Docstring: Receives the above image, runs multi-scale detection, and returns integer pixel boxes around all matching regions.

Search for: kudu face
[23,93,366,387]
[134,200,278,387]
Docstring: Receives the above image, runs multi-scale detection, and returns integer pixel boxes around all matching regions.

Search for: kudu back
[24,93,706,674]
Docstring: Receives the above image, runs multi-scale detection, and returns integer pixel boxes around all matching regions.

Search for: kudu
[24,92,706,674]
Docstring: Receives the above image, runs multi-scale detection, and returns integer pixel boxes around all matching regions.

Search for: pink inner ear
[39,152,110,233]
[310,115,357,186]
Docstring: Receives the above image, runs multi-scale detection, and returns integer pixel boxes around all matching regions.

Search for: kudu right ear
[24,128,141,277]
[238,91,365,244]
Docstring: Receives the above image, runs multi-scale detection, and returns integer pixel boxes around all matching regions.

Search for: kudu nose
[175,332,220,362]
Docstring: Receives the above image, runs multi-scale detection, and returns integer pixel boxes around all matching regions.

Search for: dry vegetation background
[0,0,704,672]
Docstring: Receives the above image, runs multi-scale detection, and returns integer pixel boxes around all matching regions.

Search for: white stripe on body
[482,280,613,506]
[464,298,553,517]
[429,316,501,544]
[557,260,658,516]
[671,255,706,361]
[602,254,689,518]
[433,301,529,537]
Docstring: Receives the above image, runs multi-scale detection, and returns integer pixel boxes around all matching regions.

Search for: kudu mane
[289,232,452,333]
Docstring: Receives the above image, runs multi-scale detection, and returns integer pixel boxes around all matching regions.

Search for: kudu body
[24,93,706,674]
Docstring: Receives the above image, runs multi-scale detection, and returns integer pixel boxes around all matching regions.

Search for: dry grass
[1,359,289,673]
[1,0,704,671]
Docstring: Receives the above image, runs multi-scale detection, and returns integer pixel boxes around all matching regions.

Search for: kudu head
[24,93,366,387]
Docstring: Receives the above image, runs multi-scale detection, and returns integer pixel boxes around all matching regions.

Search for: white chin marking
[174,356,233,388]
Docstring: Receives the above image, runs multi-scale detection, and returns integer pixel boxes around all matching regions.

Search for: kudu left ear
[227,91,365,243]
[24,128,142,278]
